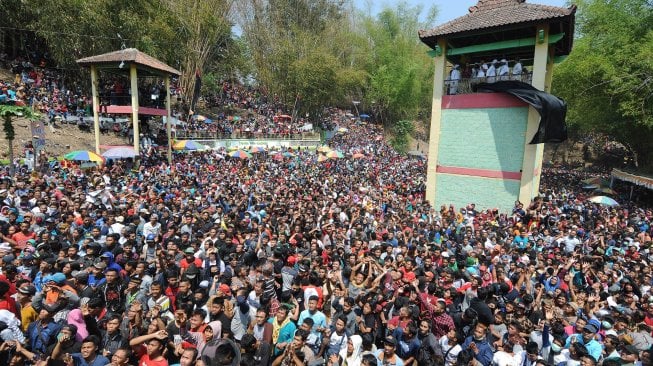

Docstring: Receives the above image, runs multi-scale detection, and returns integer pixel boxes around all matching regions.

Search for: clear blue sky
[355,0,570,24]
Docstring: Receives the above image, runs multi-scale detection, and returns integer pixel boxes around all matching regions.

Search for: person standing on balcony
[498,59,510,81]
[487,60,498,83]
[477,62,487,81]
[511,59,523,81]
[448,65,461,95]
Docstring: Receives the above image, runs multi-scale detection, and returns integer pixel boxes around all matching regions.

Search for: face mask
[551,343,562,353]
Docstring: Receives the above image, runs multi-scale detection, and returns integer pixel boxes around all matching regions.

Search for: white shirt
[492,351,523,366]
[439,336,461,366]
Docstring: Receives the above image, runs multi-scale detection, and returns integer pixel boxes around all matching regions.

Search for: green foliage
[390,119,414,154]
[553,0,653,166]
[360,3,436,126]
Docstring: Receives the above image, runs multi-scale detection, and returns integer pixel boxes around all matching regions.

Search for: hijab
[340,334,362,366]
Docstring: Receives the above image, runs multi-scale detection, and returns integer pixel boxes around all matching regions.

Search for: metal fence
[175,130,321,141]
[444,74,534,95]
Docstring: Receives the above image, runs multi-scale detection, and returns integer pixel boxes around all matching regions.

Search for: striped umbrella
[249,146,266,153]
[63,150,104,163]
[228,150,253,159]
[173,140,205,151]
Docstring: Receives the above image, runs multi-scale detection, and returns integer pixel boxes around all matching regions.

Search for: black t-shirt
[47,340,82,366]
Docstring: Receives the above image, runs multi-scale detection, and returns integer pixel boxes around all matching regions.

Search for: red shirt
[180,257,202,270]
[139,354,168,366]
[11,231,36,250]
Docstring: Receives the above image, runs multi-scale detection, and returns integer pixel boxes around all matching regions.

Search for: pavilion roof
[77,48,181,76]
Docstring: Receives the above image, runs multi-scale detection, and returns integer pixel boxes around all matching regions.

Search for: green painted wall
[434,106,529,212]
[435,174,522,212]
[438,107,528,172]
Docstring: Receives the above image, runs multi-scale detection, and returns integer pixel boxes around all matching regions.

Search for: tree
[553,0,653,168]
[0,105,39,175]
[359,4,436,126]
[236,0,354,119]
[165,0,234,100]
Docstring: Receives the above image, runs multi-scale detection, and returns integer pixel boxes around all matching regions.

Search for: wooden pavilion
[77,48,181,164]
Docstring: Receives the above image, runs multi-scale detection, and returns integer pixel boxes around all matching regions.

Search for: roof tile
[419,0,574,40]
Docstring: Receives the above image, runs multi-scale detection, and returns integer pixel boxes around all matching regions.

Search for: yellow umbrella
[317,146,332,153]
[317,154,328,162]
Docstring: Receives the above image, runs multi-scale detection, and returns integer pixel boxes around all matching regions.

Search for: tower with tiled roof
[418,0,576,211]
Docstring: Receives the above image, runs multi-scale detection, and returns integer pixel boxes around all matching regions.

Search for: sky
[354,0,570,24]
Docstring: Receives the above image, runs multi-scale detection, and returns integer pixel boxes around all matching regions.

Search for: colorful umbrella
[352,153,366,159]
[195,115,207,122]
[317,154,328,162]
[102,146,137,159]
[63,150,104,163]
[228,150,252,159]
[173,140,205,151]
[249,146,266,153]
[588,196,619,206]
[204,118,213,124]
[317,146,332,153]
[272,153,284,161]
[327,150,344,159]
[282,152,295,157]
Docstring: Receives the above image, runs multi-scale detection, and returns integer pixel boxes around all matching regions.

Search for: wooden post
[130,64,140,155]
[90,65,101,154]
[425,39,448,204]
[166,75,172,165]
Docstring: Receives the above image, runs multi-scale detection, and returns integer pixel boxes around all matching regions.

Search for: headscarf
[339,334,362,366]
[66,309,88,342]
[207,320,222,341]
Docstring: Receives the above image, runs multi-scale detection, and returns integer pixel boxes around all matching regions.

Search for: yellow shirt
[20,304,38,332]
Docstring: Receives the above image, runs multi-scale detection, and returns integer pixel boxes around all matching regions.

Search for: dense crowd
[0,100,652,366]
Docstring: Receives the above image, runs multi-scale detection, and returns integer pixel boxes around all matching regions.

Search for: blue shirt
[27,320,61,354]
[462,337,494,366]
[71,353,110,366]
[565,334,603,361]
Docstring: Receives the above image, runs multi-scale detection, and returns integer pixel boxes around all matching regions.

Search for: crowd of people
[2,67,653,366]
[177,82,317,140]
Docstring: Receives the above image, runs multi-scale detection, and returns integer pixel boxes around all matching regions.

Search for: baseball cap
[218,284,231,296]
[583,323,599,334]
